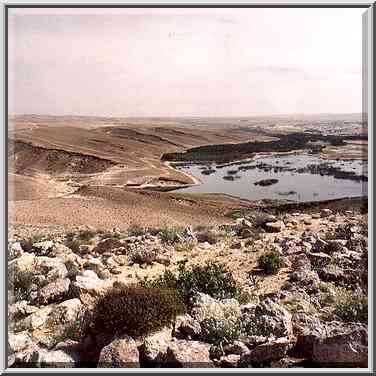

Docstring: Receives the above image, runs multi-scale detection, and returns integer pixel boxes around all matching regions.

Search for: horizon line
[8,112,363,119]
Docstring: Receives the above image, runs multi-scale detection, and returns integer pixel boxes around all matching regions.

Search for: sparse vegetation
[248,272,263,289]
[175,241,196,252]
[143,260,241,304]
[200,316,243,344]
[257,251,284,275]
[127,225,146,237]
[78,229,97,241]
[64,239,86,253]
[194,226,224,244]
[10,270,35,302]
[333,288,368,323]
[248,211,271,228]
[159,227,184,245]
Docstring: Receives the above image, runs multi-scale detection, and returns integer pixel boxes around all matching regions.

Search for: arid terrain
[8,114,368,368]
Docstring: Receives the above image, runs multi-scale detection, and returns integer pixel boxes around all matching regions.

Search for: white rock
[8,331,32,353]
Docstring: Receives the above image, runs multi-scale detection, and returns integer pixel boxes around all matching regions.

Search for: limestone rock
[30,348,76,368]
[265,221,285,233]
[94,238,123,254]
[32,241,55,256]
[98,335,140,368]
[142,327,172,363]
[165,340,213,367]
[174,314,201,339]
[240,337,294,365]
[8,331,32,354]
[312,326,368,367]
[38,278,70,305]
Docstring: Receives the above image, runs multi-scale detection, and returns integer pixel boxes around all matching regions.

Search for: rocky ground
[8,205,368,368]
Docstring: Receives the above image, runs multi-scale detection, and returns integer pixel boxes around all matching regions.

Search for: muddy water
[173,154,368,202]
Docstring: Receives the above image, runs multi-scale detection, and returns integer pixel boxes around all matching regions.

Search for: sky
[8,8,366,117]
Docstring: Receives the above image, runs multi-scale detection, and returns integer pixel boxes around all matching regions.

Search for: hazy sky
[8,8,365,117]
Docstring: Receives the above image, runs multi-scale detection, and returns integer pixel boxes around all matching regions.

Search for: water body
[173,154,368,202]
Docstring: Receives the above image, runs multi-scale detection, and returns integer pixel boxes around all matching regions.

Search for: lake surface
[173,153,368,202]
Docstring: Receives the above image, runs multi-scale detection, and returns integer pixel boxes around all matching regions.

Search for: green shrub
[201,317,243,344]
[143,260,240,304]
[78,229,97,241]
[65,239,86,253]
[159,227,184,244]
[127,225,146,237]
[257,252,284,275]
[20,235,43,252]
[249,211,271,228]
[322,232,337,241]
[85,285,185,337]
[11,271,35,301]
[98,230,122,240]
[333,288,368,323]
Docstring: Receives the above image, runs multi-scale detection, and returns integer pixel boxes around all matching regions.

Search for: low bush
[10,270,35,302]
[248,211,271,228]
[257,252,284,275]
[201,317,243,344]
[85,285,185,337]
[194,227,225,244]
[65,239,86,253]
[78,229,97,241]
[143,260,240,304]
[20,235,43,252]
[159,227,184,245]
[175,241,196,253]
[127,225,146,237]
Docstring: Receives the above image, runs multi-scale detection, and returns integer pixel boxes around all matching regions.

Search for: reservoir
[173,153,367,202]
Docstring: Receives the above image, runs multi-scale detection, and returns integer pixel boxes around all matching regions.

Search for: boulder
[219,354,240,367]
[8,331,32,354]
[54,339,83,364]
[34,256,68,282]
[223,341,250,356]
[21,299,83,349]
[94,238,123,254]
[244,300,293,339]
[165,340,213,367]
[320,209,333,218]
[32,241,55,256]
[265,221,285,233]
[174,314,201,339]
[142,327,172,363]
[9,300,38,321]
[312,325,368,367]
[37,278,70,305]
[78,244,95,255]
[240,337,294,365]
[291,312,325,358]
[70,274,112,304]
[98,335,140,368]
[308,255,332,274]
[30,348,76,368]
[48,243,73,258]
[9,242,23,260]
[9,253,36,274]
